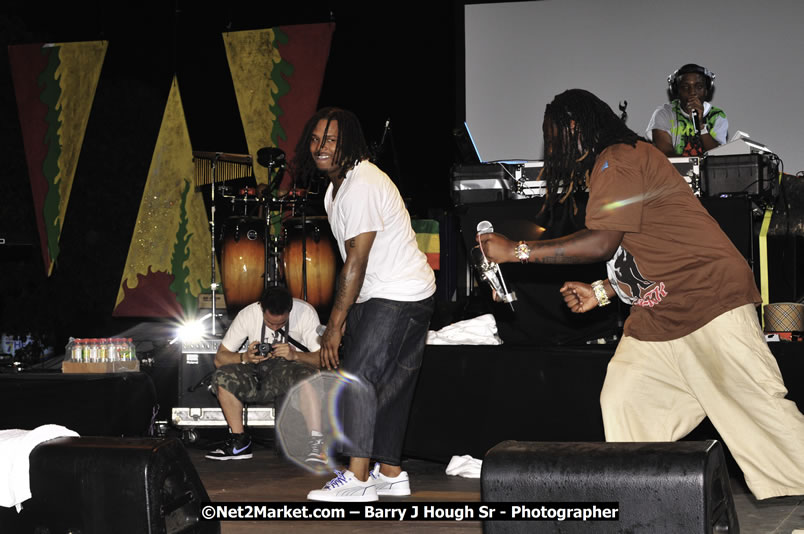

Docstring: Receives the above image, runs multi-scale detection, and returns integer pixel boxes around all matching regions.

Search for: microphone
[473,221,517,309]
[370,119,391,163]
[379,118,390,147]
[476,220,493,235]
[690,109,701,134]
[257,147,286,168]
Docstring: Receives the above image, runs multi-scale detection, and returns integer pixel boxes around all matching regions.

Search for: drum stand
[258,153,293,295]
[262,191,313,303]
[261,198,282,291]
[195,150,254,332]
[293,194,310,302]
[208,154,221,336]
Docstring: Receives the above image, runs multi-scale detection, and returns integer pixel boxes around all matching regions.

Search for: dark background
[1,2,467,353]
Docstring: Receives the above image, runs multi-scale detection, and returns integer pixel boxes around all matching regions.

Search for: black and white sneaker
[205,433,253,460]
[304,435,327,466]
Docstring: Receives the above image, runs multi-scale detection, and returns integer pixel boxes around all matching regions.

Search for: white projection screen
[464,0,804,173]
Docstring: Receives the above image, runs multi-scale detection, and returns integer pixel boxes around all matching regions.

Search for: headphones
[667,63,716,100]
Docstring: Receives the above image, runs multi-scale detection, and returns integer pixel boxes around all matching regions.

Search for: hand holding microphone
[691,109,701,134]
[473,221,517,309]
[686,97,705,134]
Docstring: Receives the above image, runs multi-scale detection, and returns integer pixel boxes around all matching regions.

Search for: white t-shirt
[221,299,321,353]
[324,160,436,303]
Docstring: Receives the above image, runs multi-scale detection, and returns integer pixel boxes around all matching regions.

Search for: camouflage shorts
[210,357,318,405]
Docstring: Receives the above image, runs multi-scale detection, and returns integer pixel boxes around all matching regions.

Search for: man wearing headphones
[646,63,728,157]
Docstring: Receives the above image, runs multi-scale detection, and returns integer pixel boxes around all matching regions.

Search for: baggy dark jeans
[339,295,434,465]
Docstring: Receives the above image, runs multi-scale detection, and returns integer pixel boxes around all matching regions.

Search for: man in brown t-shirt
[478,89,803,500]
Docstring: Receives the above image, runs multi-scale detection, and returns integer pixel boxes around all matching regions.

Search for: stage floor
[186,435,804,534]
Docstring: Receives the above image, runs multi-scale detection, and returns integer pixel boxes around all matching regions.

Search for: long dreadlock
[290,107,372,188]
[541,89,643,213]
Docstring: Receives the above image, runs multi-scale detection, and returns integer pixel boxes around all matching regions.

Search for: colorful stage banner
[412,219,441,271]
[8,41,107,276]
[113,77,215,319]
[223,23,335,193]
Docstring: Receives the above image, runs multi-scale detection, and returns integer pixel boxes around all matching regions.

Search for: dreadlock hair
[541,89,642,212]
[290,107,372,188]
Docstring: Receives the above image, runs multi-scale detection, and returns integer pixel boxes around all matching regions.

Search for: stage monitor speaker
[20,436,219,534]
[179,340,222,408]
[481,440,738,534]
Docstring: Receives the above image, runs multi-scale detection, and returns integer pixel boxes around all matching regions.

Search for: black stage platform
[0,341,800,470]
[0,371,157,436]
[403,341,804,464]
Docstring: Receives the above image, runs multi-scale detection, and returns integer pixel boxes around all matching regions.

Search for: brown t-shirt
[585,141,760,341]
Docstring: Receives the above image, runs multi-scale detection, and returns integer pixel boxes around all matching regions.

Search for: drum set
[219,196,338,316]
[197,149,338,323]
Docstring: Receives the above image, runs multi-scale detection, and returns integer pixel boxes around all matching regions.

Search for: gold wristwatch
[591,280,610,307]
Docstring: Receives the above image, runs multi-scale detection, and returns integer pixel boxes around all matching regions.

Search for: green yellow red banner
[223,23,335,194]
[113,77,215,318]
[412,219,441,271]
[9,41,107,275]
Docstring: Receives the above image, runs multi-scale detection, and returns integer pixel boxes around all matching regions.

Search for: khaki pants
[601,304,804,500]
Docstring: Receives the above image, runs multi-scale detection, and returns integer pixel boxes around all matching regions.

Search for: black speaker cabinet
[481,440,738,534]
[179,341,221,408]
[19,436,219,534]
[702,154,777,199]
[699,196,755,268]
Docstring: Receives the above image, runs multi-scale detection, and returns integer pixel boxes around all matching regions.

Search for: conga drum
[221,217,265,312]
[282,216,338,312]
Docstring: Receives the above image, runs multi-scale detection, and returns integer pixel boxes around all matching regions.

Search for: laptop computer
[453,121,485,165]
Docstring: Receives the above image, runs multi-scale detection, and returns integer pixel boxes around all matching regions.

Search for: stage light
[170,314,212,344]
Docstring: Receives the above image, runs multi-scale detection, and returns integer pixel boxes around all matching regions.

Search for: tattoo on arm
[535,247,585,264]
[348,238,356,248]
[334,270,351,308]
[530,228,592,266]
[333,260,366,313]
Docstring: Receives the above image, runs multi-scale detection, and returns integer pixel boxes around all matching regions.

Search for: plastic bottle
[127,338,137,361]
[99,338,109,362]
[119,338,128,361]
[70,338,84,362]
[82,339,91,363]
[108,338,119,362]
[89,339,99,363]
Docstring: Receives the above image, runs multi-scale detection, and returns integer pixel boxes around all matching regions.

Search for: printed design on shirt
[606,246,667,308]
[669,100,726,156]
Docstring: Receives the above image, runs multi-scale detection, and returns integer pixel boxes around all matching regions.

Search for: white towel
[426,314,502,345]
[445,454,483,478]
[0,424,80,511]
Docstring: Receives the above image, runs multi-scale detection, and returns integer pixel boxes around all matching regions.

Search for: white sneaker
[307,470,378,502]
[370,463,411,496]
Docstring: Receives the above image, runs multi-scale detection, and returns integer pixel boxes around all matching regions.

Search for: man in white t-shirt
[291,107,436,502]
[205,285,323,464]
